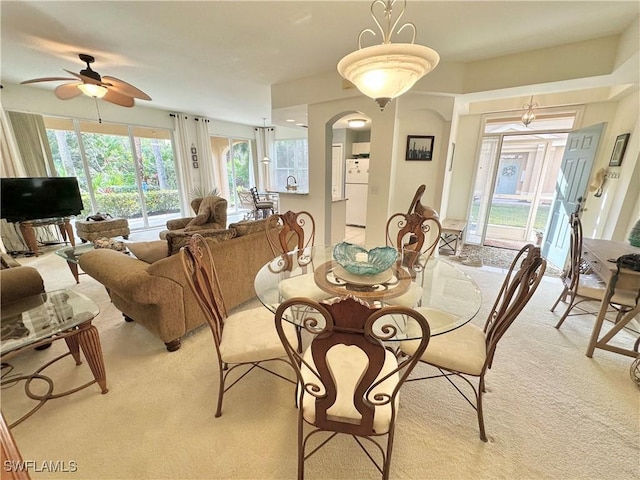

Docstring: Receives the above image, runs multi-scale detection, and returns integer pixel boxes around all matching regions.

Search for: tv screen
[1,177,84,222]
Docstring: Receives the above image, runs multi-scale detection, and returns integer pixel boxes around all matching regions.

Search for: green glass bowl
[333,242,397,275]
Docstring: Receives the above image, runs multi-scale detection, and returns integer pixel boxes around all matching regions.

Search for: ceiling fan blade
[103,88,135,107]
[63,69,101,85]
[21,77,77,84]
[102,76,151,100]
[55,83,83,100]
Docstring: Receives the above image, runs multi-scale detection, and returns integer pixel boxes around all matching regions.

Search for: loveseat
[78,220,273,351]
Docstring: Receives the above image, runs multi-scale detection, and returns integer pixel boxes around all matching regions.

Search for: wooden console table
[19,218,75,257]
[581,238,640,359]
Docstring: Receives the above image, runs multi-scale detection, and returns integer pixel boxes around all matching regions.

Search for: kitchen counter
[267,189,308,195]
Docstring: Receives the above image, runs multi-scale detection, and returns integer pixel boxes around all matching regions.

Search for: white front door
[542,123,604,269]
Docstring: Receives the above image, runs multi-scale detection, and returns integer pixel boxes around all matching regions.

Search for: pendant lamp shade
[337,0,439,110]
[338,43,439,110]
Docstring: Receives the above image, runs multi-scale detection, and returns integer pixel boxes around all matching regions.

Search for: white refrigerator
[345,158,369,227]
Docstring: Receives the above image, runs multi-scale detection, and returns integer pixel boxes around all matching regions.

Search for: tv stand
[19,217,75,257]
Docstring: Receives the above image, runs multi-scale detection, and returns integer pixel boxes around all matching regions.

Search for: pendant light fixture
[521,96,538,127]
[337,0,440,110]
[255,118,274,164]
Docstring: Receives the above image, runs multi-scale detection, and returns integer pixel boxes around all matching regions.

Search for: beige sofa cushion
[166,228,236,255]
[127,240,170,264]
[229,219,268,237]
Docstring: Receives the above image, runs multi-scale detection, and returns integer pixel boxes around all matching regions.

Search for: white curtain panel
[6,111,57,176]
[195,118,221,196]
[1,109,58,253]
[172,114,196,215]
[0,106,26,178]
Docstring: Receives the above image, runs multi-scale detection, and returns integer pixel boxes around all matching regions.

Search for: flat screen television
[1,177,84,222]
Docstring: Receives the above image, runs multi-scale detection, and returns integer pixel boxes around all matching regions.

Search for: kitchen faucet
[286,175,298,191]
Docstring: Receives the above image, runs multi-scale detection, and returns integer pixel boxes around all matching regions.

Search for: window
[45,117,180,230]
[273,139,308,191]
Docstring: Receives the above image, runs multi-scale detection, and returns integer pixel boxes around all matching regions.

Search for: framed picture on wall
[406,135,434,161]
[609,133,630,167]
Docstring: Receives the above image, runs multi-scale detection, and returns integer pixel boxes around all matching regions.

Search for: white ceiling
[1,1,638,128]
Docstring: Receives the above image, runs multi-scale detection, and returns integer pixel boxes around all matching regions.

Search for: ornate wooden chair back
[265,210,315,271]
[274,295,430,478]
[385,212,442,274]
[483,244,546,369]
[180,234,227,351]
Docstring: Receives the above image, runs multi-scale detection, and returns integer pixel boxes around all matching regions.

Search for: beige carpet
[2,250,639,480]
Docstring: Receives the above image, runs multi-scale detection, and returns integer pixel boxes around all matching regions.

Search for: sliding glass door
[45,117,180,230]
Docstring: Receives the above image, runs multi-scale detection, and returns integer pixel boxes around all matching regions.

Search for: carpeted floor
[1,250,638,479]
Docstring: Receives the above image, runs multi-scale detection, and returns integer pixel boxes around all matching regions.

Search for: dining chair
[236,189,257,219]
[180,233,297,417]
[401,244,546,441]
[384,211,442,307]
[406,184,440,220]
[274,295,431,480]
[265,210,329,302]
[250,187,275,219]
[549,212,633,328]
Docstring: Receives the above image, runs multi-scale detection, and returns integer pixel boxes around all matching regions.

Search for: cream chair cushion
[279,272,332,302]
[300,344,400,434]
[219,307,297,364]
[401,316,487,376]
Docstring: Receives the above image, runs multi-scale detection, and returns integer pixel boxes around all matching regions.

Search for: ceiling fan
[21,53,151,107]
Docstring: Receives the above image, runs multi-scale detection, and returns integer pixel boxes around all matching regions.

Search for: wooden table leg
[19,223,38,256]
[62,218,75,246]
[586,303,640,358]
[66,260,80,284]
[64,334,82,365]
[75,322,108,394]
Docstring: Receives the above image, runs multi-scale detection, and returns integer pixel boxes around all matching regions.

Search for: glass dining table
[254,245,482,340]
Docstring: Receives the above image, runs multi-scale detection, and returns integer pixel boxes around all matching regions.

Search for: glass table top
[1,289,100,355]
[254,245,482,339]
[55,243,97,264]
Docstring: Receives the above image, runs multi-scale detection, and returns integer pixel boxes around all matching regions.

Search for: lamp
[78,83,108,98]
[337,0,439,111]
[348,118,367,128]
[521,95,538,127]
[256,118,274,164]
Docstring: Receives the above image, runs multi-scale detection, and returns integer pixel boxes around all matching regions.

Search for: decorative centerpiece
[333,242,397,275]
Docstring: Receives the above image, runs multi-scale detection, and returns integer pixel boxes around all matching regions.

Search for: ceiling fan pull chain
[94,97,102,124]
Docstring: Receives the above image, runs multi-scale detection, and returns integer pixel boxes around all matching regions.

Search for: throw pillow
[229,219,268,237]
[127,240,170,264]
[166,229,236,255]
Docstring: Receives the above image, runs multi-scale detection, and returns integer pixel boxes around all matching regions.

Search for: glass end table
[1,289,107,428]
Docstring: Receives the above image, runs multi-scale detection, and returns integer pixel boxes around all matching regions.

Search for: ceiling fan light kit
[337,0,439,110]
[21,53,151,108]
[77,83,108,98]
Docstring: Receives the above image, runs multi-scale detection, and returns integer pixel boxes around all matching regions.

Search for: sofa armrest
[0,266,45,305]
[79,249,174,304]
[166,217,194,230]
